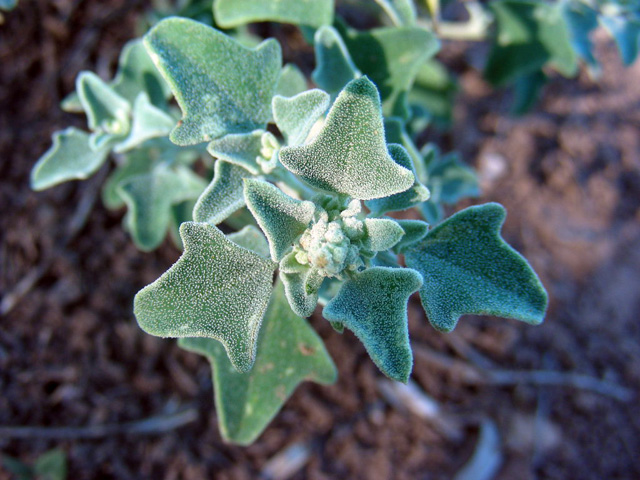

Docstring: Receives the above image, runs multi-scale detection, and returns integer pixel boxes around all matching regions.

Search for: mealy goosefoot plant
[29,2,560,445]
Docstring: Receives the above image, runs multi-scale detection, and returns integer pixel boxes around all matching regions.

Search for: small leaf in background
[0,0,18,11]
[144,17,281,145]
[244,179,316,261]
[33,449,67,480]
[562,1,599,70]
[337,23,439,117]
[179,280,336,445]
[407,59,458,129]
[113,92,174,153]
[193,160,252,226]
[134,222,277,372]
[363,218,405,252]
[76,71,131,136]
[273,89,330,146]
[485,0,577,86]
[312,26,361,96]
[1,454,33,480]
[404,203,548,332]
[279,266,323,318]
[213,0,334,28]
[365,143,430,216]
[31,128,110,191]
[600,14,640,66]
[118,165,206,251]
[279,77,414,200]
[275,64,308,98]
[423,147,480,205]
[228,225,270,258]
[374,0,417,26]
[323,267,423,382]
[207,130,264,175]
[512,69,547,115]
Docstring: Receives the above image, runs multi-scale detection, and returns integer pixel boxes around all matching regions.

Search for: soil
[1,1,639,479]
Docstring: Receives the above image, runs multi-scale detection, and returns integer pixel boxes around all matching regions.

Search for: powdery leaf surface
[213,0,334,28]
[144,18,281,145]
[393,219,429,253]
[323,267,423,382]
[272,89,330,146]
[404,203,548,332]
[76,71,130,134]
[228,225,270,259]
[113,93,174,153]
[275,64,308,98]
[363,218,405,252]
[279,266,323,318]
[31,128,110,191]
[207,130,264,175]
[244,179,316,261]
[134,222,277,372]
[279,77,414,200]
[193,160,253,226]
[178,280,336,445]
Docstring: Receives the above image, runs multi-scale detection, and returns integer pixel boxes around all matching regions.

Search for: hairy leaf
[114,92,174,153]
[31,128,110,191]
[363,218,405,252]
[134,222,277,372]
[279,77,414,199]
[193,160,252,226]
[312,26,361,96]
[404,203,548,332]
[214,0,334,28]
[178,280,336,445]
[144,18,281,145]
[228,225,270,258]
[338,24,439,117]
[76,71,131,136]
[119,165,206,251]
[207,130,264,175]
[393,219,429,253]
[365,143,430,216]
[323,267,423,382]
[485,0,577,86]
[244,179,316,261]
[276,64,308,98]
[273,89,330,146]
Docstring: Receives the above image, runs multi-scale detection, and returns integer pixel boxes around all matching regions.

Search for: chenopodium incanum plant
[31,13,548,445]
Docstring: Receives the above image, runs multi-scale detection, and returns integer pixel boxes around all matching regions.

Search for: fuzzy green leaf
[279,77,414,200]
[374,0,416,26]
[214,0,334,28]
[273,89,330,146]
[244,179,316,261]
[178,280,336,445]
[365,143,430,216]
[404,203,548,332]
[338,24,439,117]
[193,160,252,226]
[119,165,206,251]
[485,0,577,86]
[323,267,422,382]
[280,265,324,318]
[113,93,174,153]
[134,221,277,372]
[103,150,155,210]
[77,71,131,136]
[363,218,405,252]
[393,219,429,253]
[31,128,110,191]
[228,225,270,258]
[312,26,361,96]
[207,130,264,175]
[276,64,308,98]
[144,17,282,145]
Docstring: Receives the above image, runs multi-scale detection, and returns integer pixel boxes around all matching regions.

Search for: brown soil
[1,2,639,479]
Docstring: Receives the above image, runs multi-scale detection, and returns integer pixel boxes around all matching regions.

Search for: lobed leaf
[31,128,110,191]
[272,89,330,146]
[207,130,264,175]
[323,267,423,382]
[244,179,316,261]
[213,0,334,28]
[144,17,281,145]
[134,221,277,372]
[76,71,131,135]
[279,77,414,200]
[280,266,324,318]
[113,92,174,153]
[276,64,308,98]
[363,218,405,252]
[193,160,252,226]
[312,26,361,96]
[178,280,336,445]
[404,203,548,332]
[365,143,430,216]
